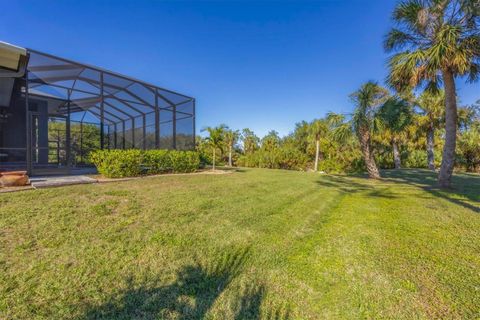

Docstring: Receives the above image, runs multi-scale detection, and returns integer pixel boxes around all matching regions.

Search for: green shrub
[277,147,308,170]
[143,150,172,174]
[318,158,346,174]
[90,149,200,178]
[90,149,143,178]
[404,149,428,168]
[169,150,200,173]
[237,147,308,171]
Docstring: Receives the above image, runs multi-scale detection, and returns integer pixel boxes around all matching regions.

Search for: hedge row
[90,149,200,178]
[237,147,309,171]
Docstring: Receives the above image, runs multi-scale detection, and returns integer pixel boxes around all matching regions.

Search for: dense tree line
[197,91,479,176]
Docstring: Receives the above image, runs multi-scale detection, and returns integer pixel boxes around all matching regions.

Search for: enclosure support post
[80,120,83,163]
[100,72,105,150]
[131,118,135,148]
[173,104,177,149]
[25,70,32,175]
[122,120,126,149]
[155,89,160,148]
[142,115,146,150]
[114,123,118,149]
[66,98,71,169]
[192,99,196,150]
[107,125,110,149]
[56,135,60,165]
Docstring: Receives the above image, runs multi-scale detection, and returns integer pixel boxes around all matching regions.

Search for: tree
[377,97,413,169]
[457,124,480,172]
[327,112,365,173]
[241,128,259,155]
[385,0,480,187]
[308,119,328,172]
[350,81,389,179]
[457,102,480,171]
[202,125,226,171]
[261,130,281,151]
[224,129,240,167]
[291,121,310,154]
[416,90,445,170]
[458,103,480,130]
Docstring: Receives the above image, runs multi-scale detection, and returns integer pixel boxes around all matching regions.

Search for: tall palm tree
[377,97,413,169]
[385,0,480,187]
[416,90,445,170]
[308,119,328,172]
[224,129,240,167]
[350,81,389,179]
[202,125,226,171]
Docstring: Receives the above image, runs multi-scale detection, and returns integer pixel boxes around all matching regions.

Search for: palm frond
[325,112,346,127]
[377,97,413,133]
[393,0,429,34]
[331,122,353,144]
[384,28,421,51]
[386,49,437,90]
[386,0,480,92]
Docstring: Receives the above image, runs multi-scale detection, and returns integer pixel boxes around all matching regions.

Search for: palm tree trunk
[212,148,216,171]
[439,69,458,188]
[466,154,474,172]
[228,145,232,167]
[392,138,401,169]
[360,128,380,179]
[426,125,435,171]
[314,139,320,172]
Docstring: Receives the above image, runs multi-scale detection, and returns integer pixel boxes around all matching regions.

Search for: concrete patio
[30,175,98,188]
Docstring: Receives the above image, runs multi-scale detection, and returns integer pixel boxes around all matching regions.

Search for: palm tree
[308,119,328,172]
[224,129,240,167]
[202,125,226,171]
[385,0,480,187]
[416,90,445,170]
[350,81,389,179]
[241,128,259,155]
[261,130,281,151]
[456,103,480,171]
[377,97,413,169]
[457,124,480,172]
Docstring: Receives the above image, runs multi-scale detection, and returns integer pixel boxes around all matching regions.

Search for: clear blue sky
[2,0,478,137]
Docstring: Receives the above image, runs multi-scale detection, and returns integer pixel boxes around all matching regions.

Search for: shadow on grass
[318,169,480,213]
[316,175,400,199]
[381,169,480,214]
[79,248,290,320]
[233,284,291,320]
[205,166,248,173]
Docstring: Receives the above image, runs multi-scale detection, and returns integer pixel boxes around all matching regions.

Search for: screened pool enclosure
[0,41,195,175]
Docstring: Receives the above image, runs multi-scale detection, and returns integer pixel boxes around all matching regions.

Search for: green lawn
[1,168,479,319]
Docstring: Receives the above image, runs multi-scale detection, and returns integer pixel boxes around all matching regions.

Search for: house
[0,41,195,175]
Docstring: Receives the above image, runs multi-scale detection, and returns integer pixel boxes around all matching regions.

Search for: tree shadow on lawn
[233,284,291,320]
[316,175,400,199]
[79,248,290,320]
[317,169,480,213]
[381,169,480,214]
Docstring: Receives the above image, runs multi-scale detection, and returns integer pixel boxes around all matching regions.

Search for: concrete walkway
[30,175,98,188]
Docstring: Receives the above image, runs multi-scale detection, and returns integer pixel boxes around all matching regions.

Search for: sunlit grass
[1,168,479,319]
